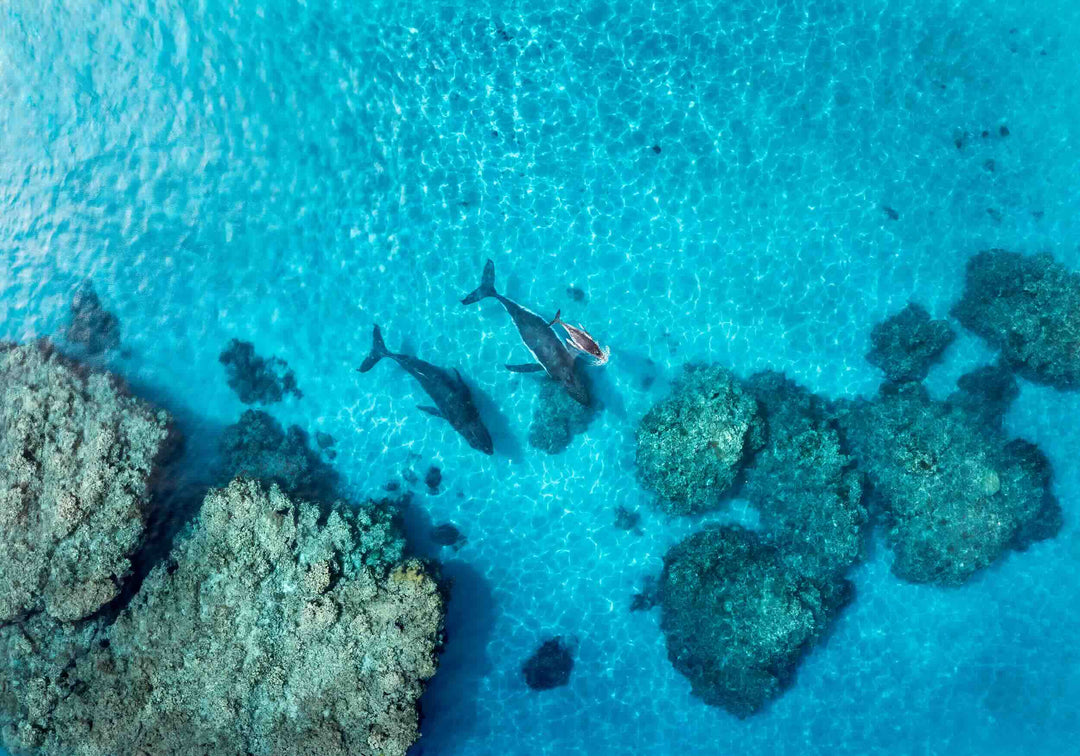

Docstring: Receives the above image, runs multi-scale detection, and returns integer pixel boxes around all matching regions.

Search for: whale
[461,260,591,406]
[549,310,611,366]
[358,325,494,455]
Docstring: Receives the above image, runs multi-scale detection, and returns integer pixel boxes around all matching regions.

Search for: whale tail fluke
[358,324,389,373]
[461,259,497,305]
[547,309,562,327]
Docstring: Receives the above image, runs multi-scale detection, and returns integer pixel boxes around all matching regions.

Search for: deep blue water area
[3,1,1080,754]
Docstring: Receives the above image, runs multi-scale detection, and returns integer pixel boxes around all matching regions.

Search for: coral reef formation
[952,249,1080,389]
[834,381,1061,586]
[947,363,1019,429]
[217,409,338,503]
[635,365,763,515]
[528,376,598,454]
[219,338,302,404]
[742,372,867,581]
[0,345,444,756]
[865,303,955,383]
[659,526,851,718]
[0,341,173,623]
[522,637,575,691]
[63,282,121,356]
[5,480,443,756]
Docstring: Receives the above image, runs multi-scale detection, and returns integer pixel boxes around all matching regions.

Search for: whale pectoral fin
[418,405,444,418]
[506,363,544,373]
[547,309,561,327]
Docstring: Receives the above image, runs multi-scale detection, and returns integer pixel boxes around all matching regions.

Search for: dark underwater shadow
[466,376,523,460]
[399,501,498,756]
[95,378,230,622]
[613,348,666,395]
[408,559,497,756]
[588,361,626,418]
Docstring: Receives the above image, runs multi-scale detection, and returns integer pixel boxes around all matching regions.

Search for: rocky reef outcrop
[659,526,851,718]
[4,480,443,756]
[742,372,867,581]
[0,345,445,756]
[952,249,1080,389]
[0,341,173,623]
[834,379,1060,586]
[865,303,955,383]
[635,365,763,515]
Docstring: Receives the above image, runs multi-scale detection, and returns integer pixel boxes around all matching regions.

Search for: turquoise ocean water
[3,1,1080,754]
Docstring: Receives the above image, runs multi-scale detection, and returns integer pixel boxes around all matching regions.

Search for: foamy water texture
[3,1,1080,754]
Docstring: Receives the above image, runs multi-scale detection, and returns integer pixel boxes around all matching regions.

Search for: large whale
[461,259,591,406]
[358,325,494,455]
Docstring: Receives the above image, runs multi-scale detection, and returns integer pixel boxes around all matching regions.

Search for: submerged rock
[835,382,1061,586]
[866,303,955,383]
[947,363,1020,429]
[635,364,764,515]
[219,338,302,404]
[0,341,172,752]
[425,466,442,493]
[952,249,1080,389]
[742,372,867,581]
[613,505,641,532]
[64,282,121,355]
[659,526,851,718]
[0,341,173,623]
[217,409,338,504]
[528,374,598,454]
[431,522,466,550]
[16,479,442,756]
[0,613,108,752]
[522,637,574,691]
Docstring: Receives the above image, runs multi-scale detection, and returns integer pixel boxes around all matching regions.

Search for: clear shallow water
[3,1,1080,754]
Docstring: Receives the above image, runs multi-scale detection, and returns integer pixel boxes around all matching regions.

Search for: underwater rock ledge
[659,526,852,719]
[834,378,1061,586]
[0,340,175,624]
[635,364,764,516]
[0,344,445,756]
[952,249,1080,390]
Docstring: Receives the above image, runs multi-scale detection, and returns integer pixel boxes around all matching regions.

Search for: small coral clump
[865,302,955,383]
[659,526,851,718]
[635,364,763,515]
[528,376,598,454]
[219,338,302,404]
[946,363,1019,429]
[64,281,121,356]
[522,637,575,691]
[217,408,338,503]
[952,249,1080,389]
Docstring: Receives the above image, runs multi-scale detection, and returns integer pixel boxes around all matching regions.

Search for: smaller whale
[549,311,610,366]
[462,260,591,406]
[358,325,494,455]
